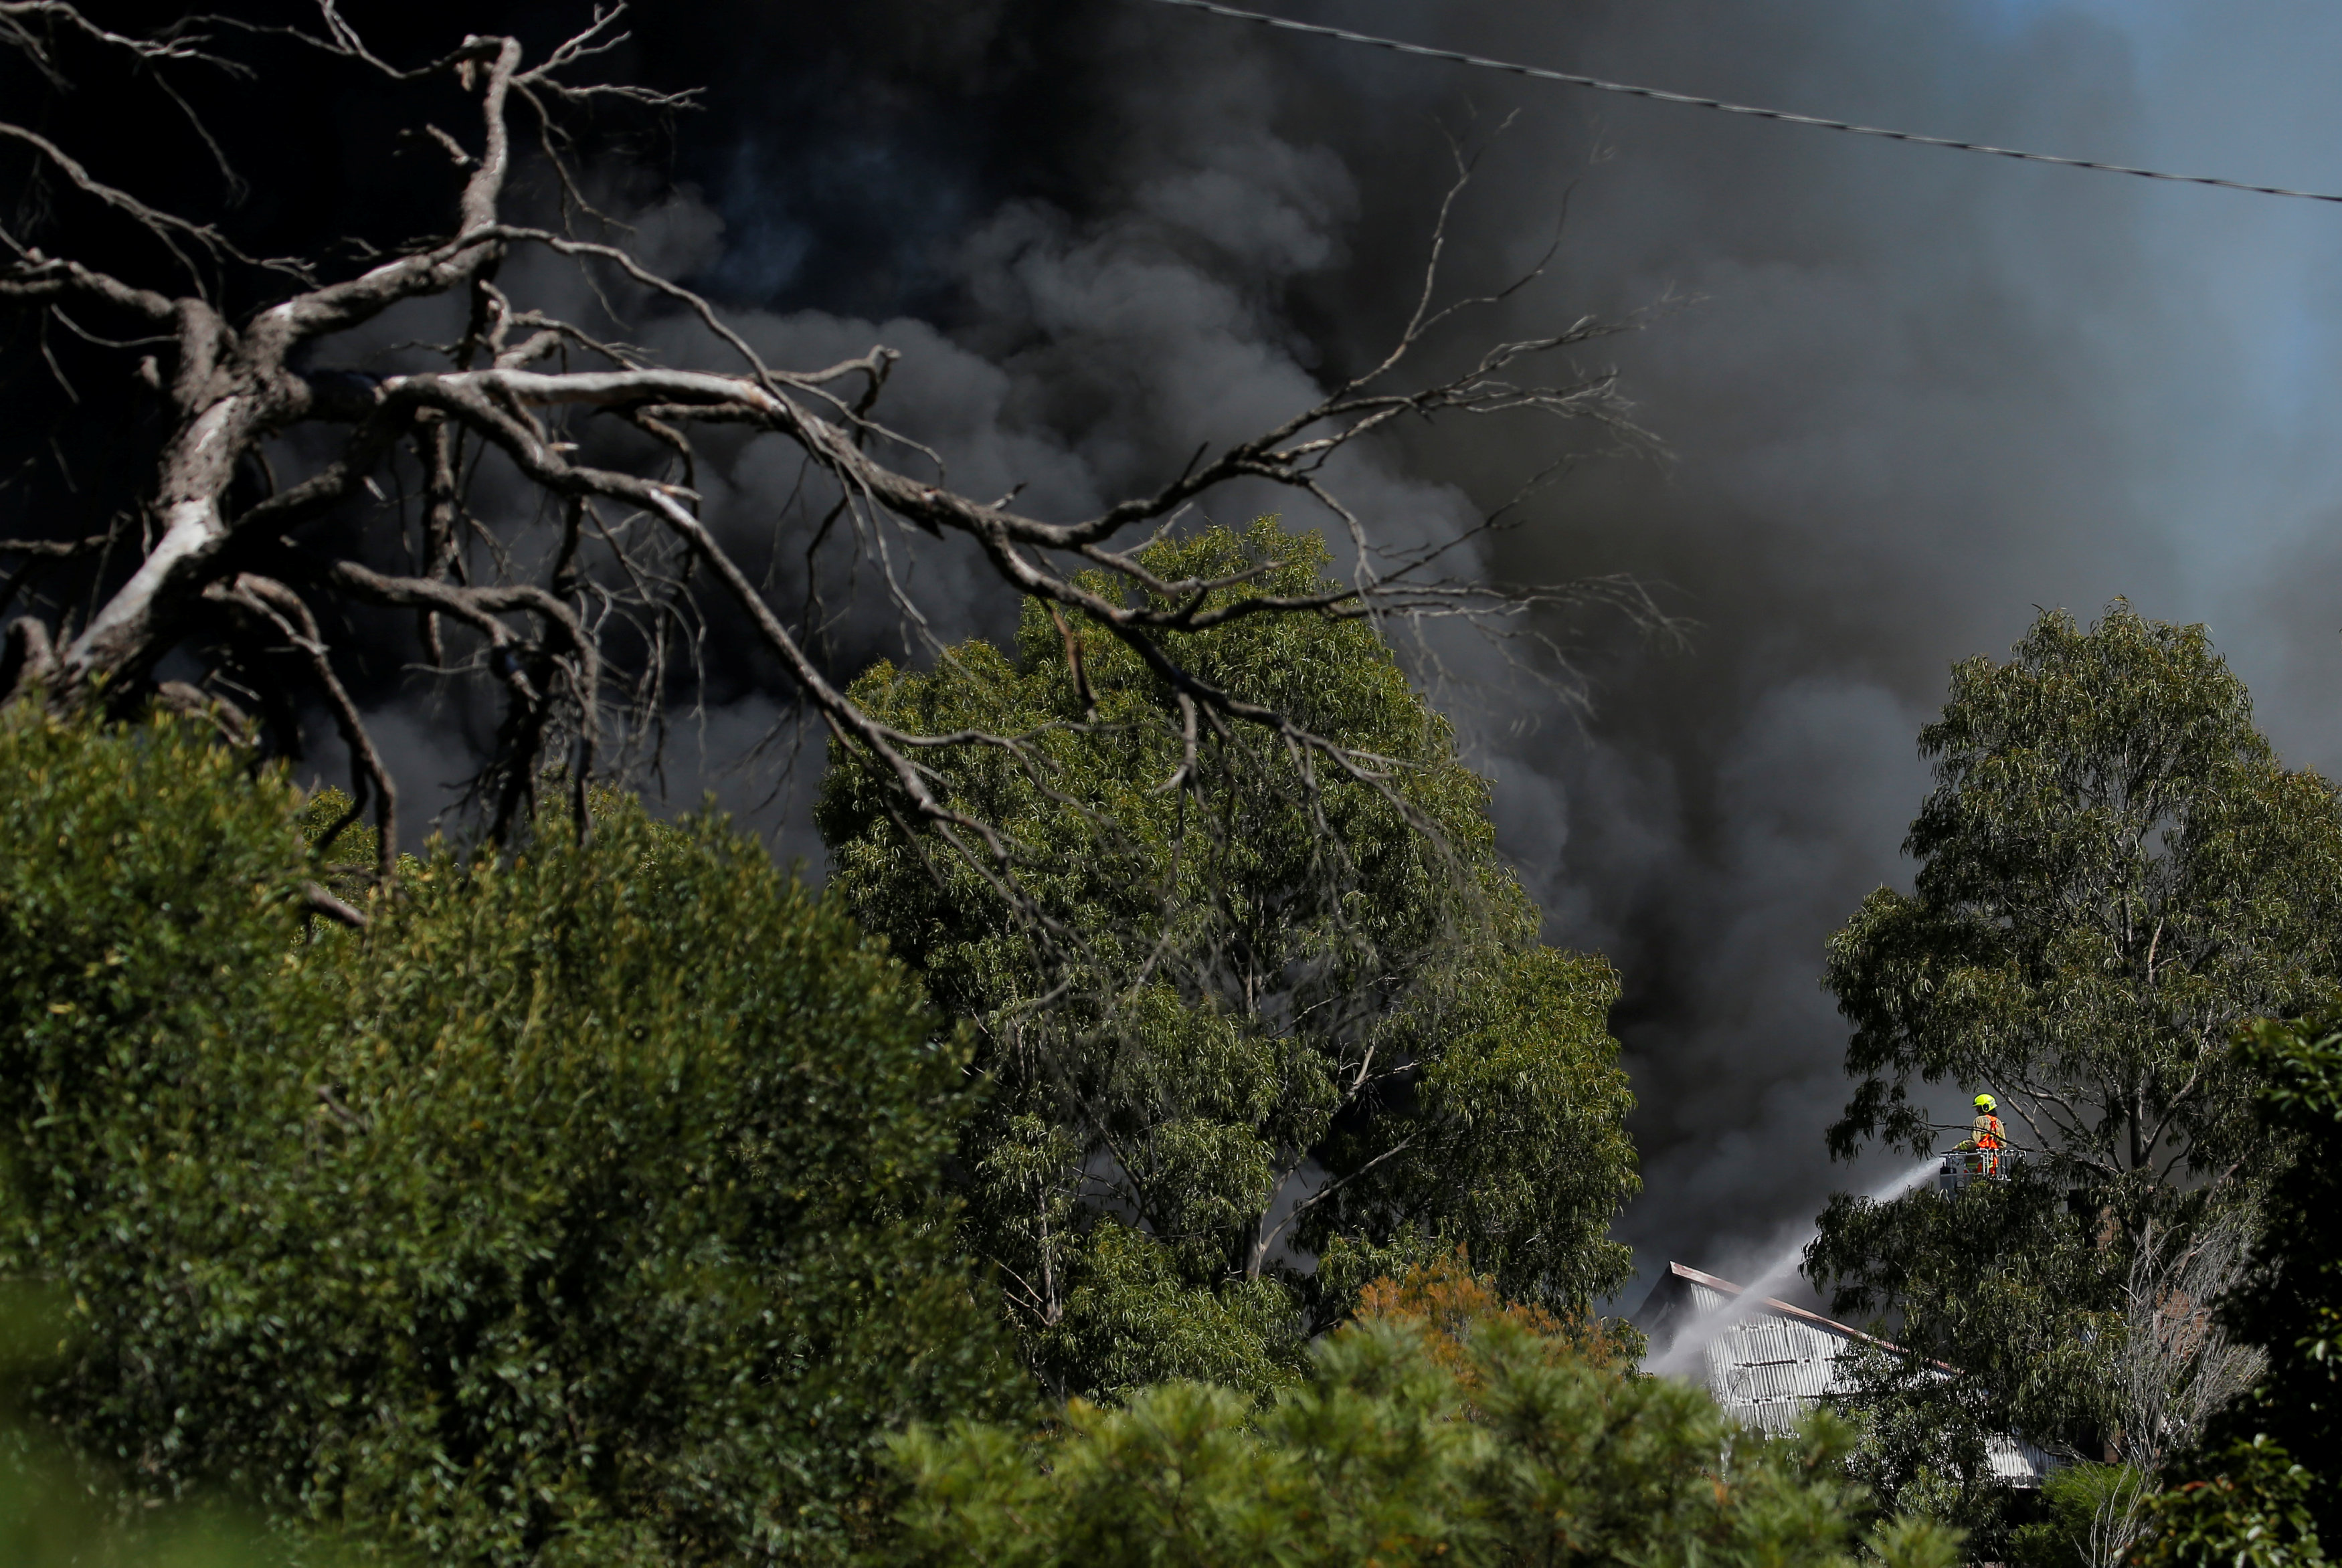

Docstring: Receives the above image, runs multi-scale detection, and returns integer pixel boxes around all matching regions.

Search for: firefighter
[1959,1093,2005,1177]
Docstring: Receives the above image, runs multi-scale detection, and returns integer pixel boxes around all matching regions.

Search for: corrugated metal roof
[1637,1261,2056,1484]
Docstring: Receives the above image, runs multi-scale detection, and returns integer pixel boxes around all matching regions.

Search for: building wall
[1656,1268,2053,1482]
[1699,1302,1858,1438]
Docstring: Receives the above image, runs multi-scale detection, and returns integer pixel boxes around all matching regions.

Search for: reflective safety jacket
[1971,1112,2005,1149]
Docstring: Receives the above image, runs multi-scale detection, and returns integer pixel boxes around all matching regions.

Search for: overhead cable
[1136,0,2342,207]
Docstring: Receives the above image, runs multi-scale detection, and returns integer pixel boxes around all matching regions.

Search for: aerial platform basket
[1934,1145,2021,1193]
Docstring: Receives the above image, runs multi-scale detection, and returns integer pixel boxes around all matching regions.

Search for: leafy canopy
[2010,1463,2155,1568]
[1813,604,2342,1501]
[888,1255,1963,1568]
[1824,601,2342,1184]
[2139,1011,2342,1567]
[816,518,1637,1398]
[0,1286,311,1568]
[0,703,1022,1567]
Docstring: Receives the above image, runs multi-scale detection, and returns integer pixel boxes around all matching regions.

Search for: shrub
[889,1258,1958,1568]
[0,704,1022,1565]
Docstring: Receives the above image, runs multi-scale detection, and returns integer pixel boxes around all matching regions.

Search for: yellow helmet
[1974,1094,1997,1112]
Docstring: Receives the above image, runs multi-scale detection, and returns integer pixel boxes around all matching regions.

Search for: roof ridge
[1666,1261,1913,1358]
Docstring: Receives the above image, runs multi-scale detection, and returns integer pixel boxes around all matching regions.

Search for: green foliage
[2,1453,286,1568]
[298,785,380,870]
[1310,943,1639,1321]
[1814,604,2342,1474]
[0,703,1023,1566]
[0,1289,306,1568]
[1830,1342,2018,1559]
[1032,1221,1308,1403]
[817,518,1637,1398]
[2139,1012,2342,1565]
[1825,601,2342,1181]
[889,1310,1964,1568]
[2010,1464,2151,1568]
[2140,1438,2326,1568]
[1812,1171,2113,1484]
[2216,1017,2342,1523]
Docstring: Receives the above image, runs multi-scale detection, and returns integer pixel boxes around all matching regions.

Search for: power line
[1136,0,2342,207]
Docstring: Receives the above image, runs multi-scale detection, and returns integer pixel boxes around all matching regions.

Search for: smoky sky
[606,0,2342,1310]
[24,0,2342,1312]
[1278,0,2342,1308]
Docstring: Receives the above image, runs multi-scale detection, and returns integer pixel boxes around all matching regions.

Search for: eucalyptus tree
[818,520,1639,1399]
[1811,603,2342,1504]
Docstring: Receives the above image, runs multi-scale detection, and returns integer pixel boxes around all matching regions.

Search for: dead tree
[0,3,1646,887]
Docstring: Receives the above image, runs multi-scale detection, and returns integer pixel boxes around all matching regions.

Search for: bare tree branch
[0,0,1658,920]
[202,573,396,879]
